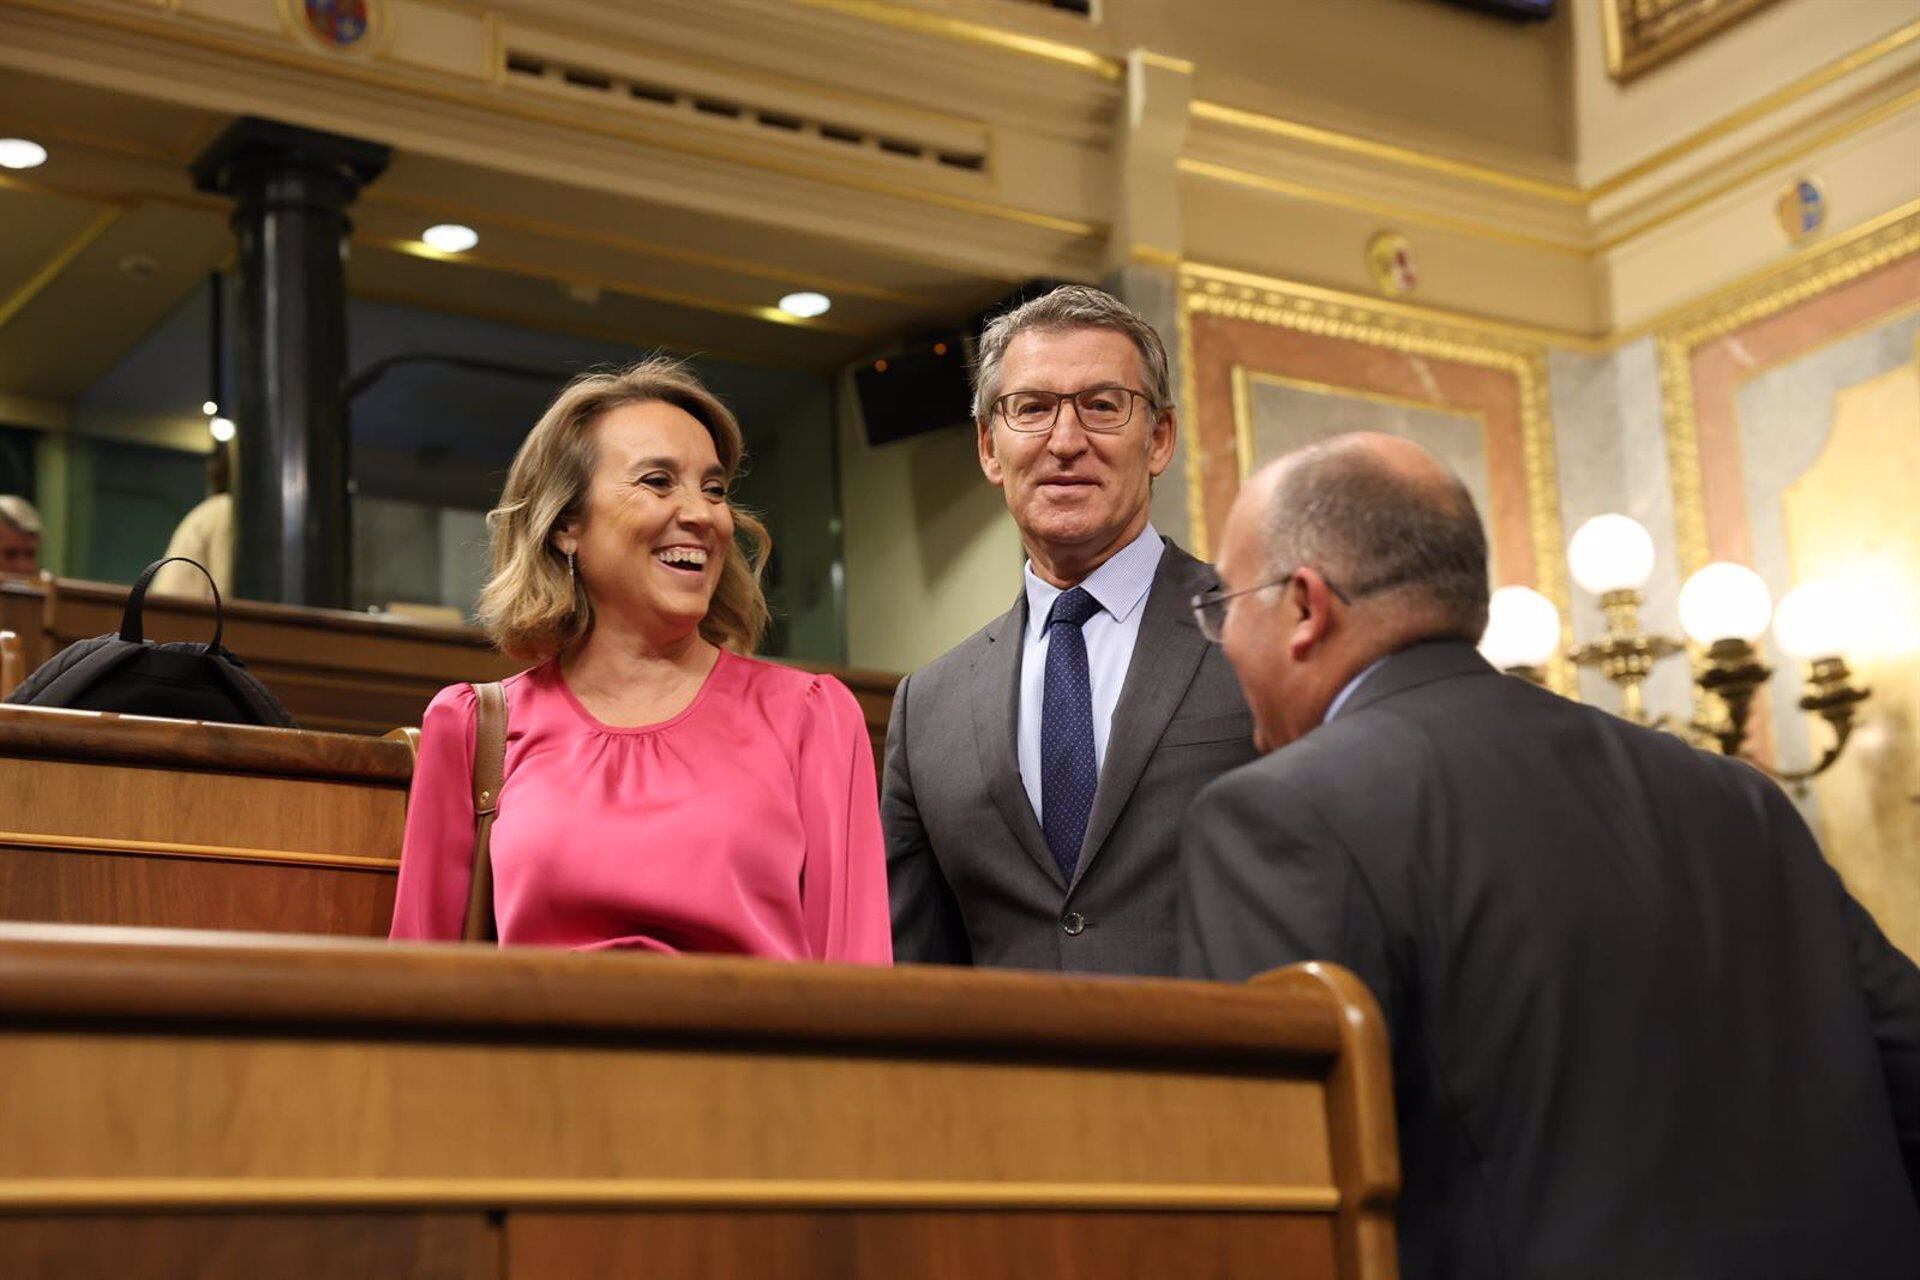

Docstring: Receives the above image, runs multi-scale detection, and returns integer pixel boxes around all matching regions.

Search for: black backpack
[5,557,294,728]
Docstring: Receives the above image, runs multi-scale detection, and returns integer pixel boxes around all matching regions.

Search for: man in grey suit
[1181,432,1920,1278]
[883,285,1253,973]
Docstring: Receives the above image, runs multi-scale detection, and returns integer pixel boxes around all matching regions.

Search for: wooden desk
[0,705,409,935]
[0,925,1400,1280]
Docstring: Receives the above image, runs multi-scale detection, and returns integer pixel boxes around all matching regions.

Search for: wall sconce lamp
[1479,514,1872,782]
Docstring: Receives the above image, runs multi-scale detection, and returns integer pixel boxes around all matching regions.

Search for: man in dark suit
[884,286,1254,973]
[1181,432,1920,1277]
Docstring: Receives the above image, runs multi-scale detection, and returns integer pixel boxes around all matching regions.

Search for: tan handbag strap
[461,681,508,943]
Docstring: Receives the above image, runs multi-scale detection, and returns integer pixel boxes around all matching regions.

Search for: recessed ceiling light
[0,139,48,170]
[422,223,478,253]
[778,291,831,318]
[209,416,236,443]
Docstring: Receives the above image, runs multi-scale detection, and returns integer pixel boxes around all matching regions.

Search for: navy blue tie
[1041,586,1103,883]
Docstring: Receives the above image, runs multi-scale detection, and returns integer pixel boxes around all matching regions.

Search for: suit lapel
[971,591,1068,890]
[1070,545,1214,891]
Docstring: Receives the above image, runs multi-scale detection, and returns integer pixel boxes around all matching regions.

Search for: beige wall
[836,376,1022,675]
[1570,0,1917,184]
[1100,0,1576,172]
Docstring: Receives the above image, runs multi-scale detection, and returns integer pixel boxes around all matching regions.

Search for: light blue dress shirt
[1017,523,1165,824]
[1323,657,1387,724]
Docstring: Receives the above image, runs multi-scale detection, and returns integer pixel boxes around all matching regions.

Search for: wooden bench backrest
[0,924,1400,1280]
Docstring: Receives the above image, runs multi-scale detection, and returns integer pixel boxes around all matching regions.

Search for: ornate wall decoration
[1601,0,1783,83]
[1365,232,1417,297]
[1775,177,1827,243]
[280,0,389,58]
[1178,267,1572,690]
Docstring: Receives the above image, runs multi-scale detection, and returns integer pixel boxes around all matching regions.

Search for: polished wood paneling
[0,925,1399,1279]
[0,847,395,935]
[507,1211,1337,1280]
[0,706,409,935]
[0,1213,497,1280]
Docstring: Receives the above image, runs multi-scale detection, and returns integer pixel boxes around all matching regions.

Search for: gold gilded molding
[1182,260,1608,353]
[786,0,1123,81]
[0,1177,1339,1211]
[1188,101,1585,206]
[1602,0,1783,85]
[1177,157,1588,259]
[1180,271,1573,692]
[0,831,398,872]
[0,205,124,332]
[1655,204,1920,584]
[1593,17,1920,196]
[1190,19,1920,206]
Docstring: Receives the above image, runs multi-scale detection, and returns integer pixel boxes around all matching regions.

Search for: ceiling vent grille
[503,50,990,175]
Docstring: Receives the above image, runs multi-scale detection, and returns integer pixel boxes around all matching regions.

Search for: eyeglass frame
[990,385,1160,434]
[1189,570,1353,644]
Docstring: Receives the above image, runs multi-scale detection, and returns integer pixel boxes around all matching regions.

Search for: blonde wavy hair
[476,357,770,660]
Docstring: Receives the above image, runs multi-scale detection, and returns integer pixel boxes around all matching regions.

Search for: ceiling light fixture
[0,139,48,170]
[421,223,478,253]
[209,417,236,443]
[202,400,219,416]
[778,291,831,318]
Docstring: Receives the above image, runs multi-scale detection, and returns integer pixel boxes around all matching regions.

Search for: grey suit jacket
[883,539,1255,974]
[1182,640,1920,1279]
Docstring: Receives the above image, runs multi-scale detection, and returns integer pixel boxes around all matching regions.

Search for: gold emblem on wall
[1776,177,1829,243]
[1366,232,1417,298]
[279,0,391,59]
[1602,0,1782,83]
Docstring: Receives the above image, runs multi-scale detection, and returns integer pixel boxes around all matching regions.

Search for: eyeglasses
[993,386,1154,434]
[1189,571,1351,643]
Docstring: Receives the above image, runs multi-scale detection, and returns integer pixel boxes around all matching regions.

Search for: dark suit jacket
[1181,640,1920,1279]
[885,539,1255,974]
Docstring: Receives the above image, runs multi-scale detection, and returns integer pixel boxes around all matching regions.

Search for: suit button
[1061,912,1085,936]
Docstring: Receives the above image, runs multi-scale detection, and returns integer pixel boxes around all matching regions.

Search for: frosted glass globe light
[1567,514,1656,594]
[1480,586,1561,669]
[1677,562,1773,645]
[1773,580,1851,660]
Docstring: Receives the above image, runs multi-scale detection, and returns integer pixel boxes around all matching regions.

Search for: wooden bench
[0,705,409,936]
[0,923,1400,1280]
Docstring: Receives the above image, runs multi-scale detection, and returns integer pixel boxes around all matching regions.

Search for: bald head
[1256,432,1489,639]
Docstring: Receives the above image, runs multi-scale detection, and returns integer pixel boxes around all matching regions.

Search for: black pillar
[191,119,388,608]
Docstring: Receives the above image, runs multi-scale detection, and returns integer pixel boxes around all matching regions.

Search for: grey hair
[970,285,1173,423]
[0,495,41,536]
[1263,439,1490,639]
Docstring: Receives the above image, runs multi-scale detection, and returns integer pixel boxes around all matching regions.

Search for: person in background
[884,285,1253,974]
[0,495,41,574]
[151,446,232,600]
[390,357,891,964]
[1181,432,1920,1278]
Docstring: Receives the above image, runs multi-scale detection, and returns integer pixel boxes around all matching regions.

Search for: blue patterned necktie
[1041,586,1103,883]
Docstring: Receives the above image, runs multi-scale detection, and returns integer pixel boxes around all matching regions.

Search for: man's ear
[1146,407,1177,478]
[977,418,1005,486]
[1285,567,1339,662]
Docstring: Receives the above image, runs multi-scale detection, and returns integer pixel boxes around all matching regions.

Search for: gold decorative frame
[1602,0,1782,84]
[1178,266,1572,690]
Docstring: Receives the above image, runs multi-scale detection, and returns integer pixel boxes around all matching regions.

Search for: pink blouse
[389,651,892,964]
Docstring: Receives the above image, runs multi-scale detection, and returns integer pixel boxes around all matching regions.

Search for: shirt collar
[1323,656,1388,725]
[1024,523,1163,640]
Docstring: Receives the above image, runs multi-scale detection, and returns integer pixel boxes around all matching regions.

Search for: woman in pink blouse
[389,358,891,964]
